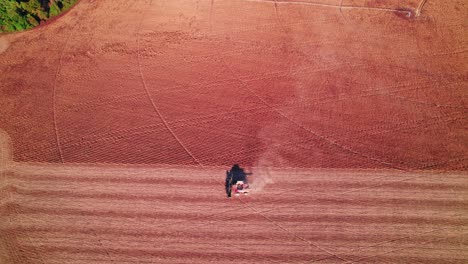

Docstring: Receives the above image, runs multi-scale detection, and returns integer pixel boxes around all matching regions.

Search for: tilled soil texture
[1,163,467,263]
[0,0,466,169]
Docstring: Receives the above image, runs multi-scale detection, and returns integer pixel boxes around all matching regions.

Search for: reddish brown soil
[0,0,467,263]
[0,0,466,169]
[1,159,467,264]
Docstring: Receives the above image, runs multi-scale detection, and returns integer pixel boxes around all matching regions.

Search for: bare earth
[0,0,467,263]
[1,153,467,263]
[0,0,466,169]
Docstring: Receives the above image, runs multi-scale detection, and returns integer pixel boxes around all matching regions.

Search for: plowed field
[0,0,467,263]
[2,159,467,263]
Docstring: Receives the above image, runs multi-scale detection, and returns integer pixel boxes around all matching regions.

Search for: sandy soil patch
[0,38,9,54]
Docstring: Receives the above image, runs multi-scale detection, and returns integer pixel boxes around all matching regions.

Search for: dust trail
[0,38,9,54]
[250,156,276,193]
[249,117,292,193]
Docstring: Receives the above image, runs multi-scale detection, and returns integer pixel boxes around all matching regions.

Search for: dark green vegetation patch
[0,0,77,33]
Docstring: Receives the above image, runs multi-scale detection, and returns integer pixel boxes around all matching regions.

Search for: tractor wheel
[226,180,232,197]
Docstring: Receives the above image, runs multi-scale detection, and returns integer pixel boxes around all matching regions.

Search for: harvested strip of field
[1,164,467,263]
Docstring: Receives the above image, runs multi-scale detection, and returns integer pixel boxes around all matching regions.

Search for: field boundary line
[416,0,428,17]
[245,0,413,16]
[52,36,70,163]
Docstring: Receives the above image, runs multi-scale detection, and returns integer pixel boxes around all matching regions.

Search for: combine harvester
[225,164,252,197]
